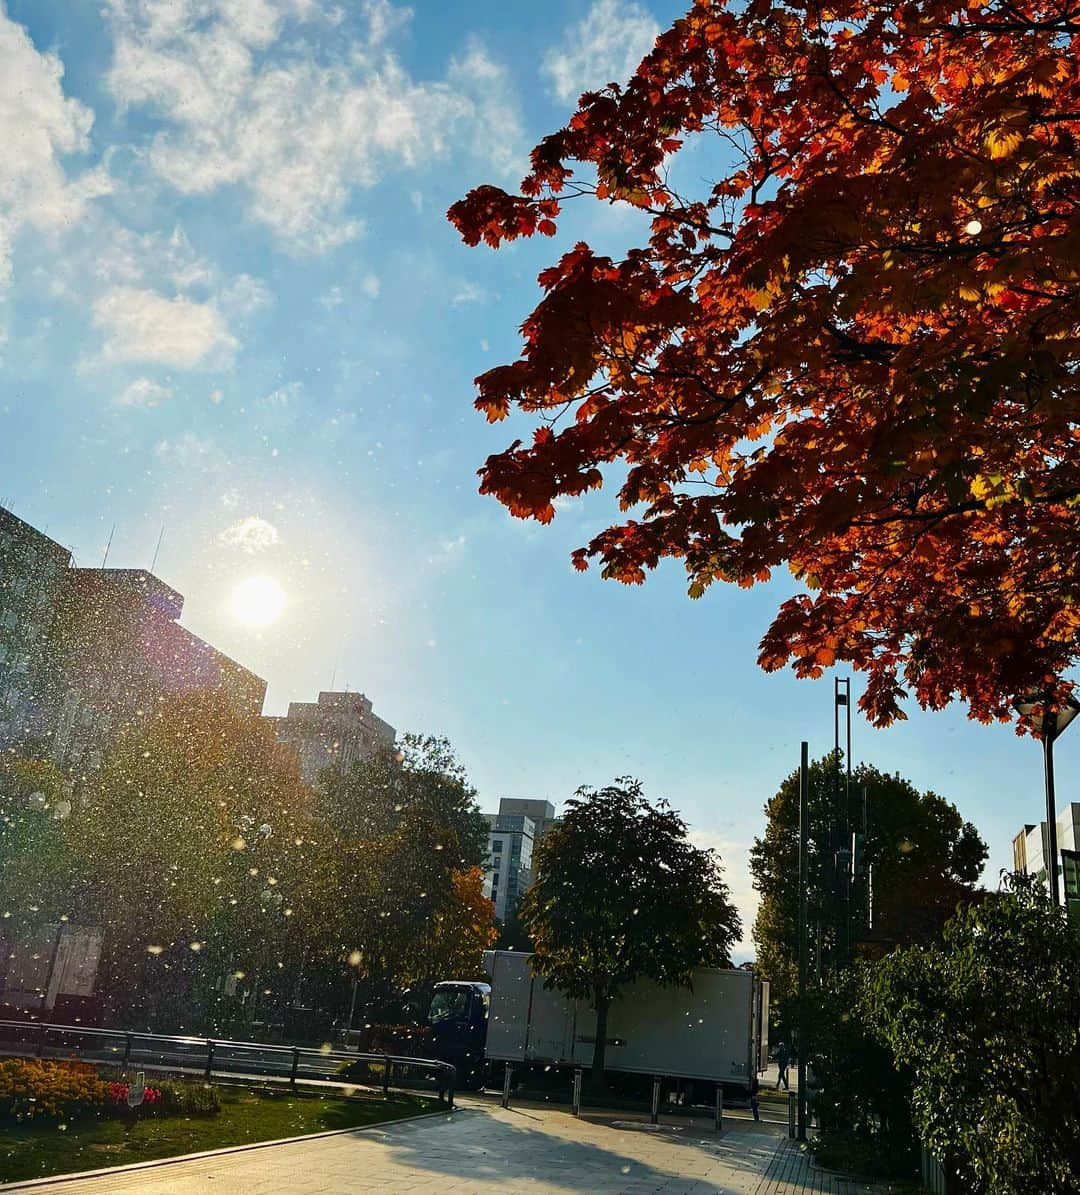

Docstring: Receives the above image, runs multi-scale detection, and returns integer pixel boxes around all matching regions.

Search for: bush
[863,875,1080,1195]
[0,1058,106,1123]
[154,1079,221,1116]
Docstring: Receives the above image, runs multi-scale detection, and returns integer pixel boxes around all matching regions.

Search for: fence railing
[0,1019,455,1108]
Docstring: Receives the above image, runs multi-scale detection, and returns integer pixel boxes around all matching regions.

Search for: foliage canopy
[451,0,1080,725]
[521,779,741,1077]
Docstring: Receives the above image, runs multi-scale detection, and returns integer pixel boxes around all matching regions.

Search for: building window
[493,841,503,852]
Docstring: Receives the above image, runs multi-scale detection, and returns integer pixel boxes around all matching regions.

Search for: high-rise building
[46,567,266,773]
[482,798,558,922]
[266,690,396,784]
[0,508,72,751]
[0,506,266,774]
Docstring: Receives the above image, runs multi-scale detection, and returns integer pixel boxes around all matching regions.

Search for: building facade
[0,507,267,775]
[46,567,266,774]
[482,799,558,922]
[0,508,72,751]
[266,690,396,784]
[1012,802,1080,898]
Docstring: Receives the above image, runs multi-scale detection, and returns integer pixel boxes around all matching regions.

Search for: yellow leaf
[985,127,1023,159]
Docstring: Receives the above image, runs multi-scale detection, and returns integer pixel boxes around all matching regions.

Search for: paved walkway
[7,1100,895,1194]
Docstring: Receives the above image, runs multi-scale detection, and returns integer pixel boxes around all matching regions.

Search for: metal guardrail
[0,1019,456,1108]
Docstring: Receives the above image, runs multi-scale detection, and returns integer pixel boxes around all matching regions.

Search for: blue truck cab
[427,980,490,1088]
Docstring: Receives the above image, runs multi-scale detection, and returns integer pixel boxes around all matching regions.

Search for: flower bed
[0,1059,221,1126]
[0,1058,106,1124]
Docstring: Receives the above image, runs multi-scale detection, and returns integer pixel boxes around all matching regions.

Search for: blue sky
[0,0,1071,954]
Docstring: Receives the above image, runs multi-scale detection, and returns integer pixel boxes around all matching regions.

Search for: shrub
[0,1058,106,1123]
[154,1079,221,1116]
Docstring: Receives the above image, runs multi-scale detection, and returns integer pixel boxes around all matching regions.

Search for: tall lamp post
[1013,692,1080,907]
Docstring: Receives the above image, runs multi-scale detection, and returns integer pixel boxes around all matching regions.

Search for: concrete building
[1,506,267,774]
[1012,802,1080,897]
[0,508,72,751]
[46,567,267,774]
[266,690,396,784]
[482,799,558,922]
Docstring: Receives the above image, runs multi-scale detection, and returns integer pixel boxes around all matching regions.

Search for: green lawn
[0,1086,437,1186]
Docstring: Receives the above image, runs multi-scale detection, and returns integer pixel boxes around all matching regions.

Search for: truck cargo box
[482,950,766,1087]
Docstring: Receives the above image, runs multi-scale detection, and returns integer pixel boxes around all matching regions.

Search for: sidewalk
[4,1098,905,1194]
[754,1139,907,1194]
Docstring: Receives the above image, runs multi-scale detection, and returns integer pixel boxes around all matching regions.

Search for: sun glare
[229,576,286,629]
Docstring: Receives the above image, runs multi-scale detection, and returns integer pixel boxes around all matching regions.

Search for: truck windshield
[429,988,471,1024]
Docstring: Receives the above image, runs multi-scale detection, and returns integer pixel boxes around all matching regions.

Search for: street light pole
[797,740,809,1142]
[1043,711,1062,907]
[1014,692,1079,908]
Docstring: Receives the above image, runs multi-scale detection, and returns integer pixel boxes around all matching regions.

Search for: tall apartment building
[266,690,396,784]
[0,508,72,750]
[482,799,558,922]
[47,568,266,773]
[1013,802,1080,902]
[0,506,266,774]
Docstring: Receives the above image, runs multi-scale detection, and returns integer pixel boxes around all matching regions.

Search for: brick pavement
[2,1099,898,1194]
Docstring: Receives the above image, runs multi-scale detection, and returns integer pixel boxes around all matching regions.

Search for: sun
[229,576,286,629]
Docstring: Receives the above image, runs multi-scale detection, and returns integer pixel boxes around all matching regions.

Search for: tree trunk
[591,995,610,1085]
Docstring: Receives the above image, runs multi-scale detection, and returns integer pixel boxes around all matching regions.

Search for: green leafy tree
[69,691,319,1030]
[863,875,1080,1194]
[0,750,81,931]
[317,734,488,872]
[309,734,493,1022]
[808,967,916,1178]
[521,780,741,1081]
[750,754,986,1022]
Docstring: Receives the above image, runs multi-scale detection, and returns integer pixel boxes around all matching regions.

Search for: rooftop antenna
[329,666,337,691]
[101,524,116,569]
[150,524,166,574]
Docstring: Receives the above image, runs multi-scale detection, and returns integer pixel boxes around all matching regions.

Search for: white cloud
[153,431,222,469]
[115,376,172,408]
[218,272,272,316]
[259,381,302,408]
[218,515,281,553]
[451,281,486,306]
[542,0,658,103]
[359,273,380,299]
[427,533,466,568]
[104,0,523,251]
[0,7,112,289]
[92,285,237,368]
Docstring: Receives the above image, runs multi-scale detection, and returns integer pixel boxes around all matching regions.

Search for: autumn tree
[751,754,986,1019]
[521,780,741,1082]
[450,0,1080,727]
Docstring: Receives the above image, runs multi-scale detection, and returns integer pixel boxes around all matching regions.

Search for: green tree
[317,734,488,872]
[750,754,986,1021]
[308,734,493,1022]
[521,780,741,1081]
[863,875,1080,1194]
[69,691,319,1030]
[0,750,81,930]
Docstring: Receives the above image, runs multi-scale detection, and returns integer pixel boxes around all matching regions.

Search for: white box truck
[478,950,768,1088]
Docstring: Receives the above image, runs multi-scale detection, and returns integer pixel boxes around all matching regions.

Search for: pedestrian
[775,1040,790,1090]
[749,1072,760,1122]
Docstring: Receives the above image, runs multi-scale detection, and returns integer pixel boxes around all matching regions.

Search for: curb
[0,1105,456,1191]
